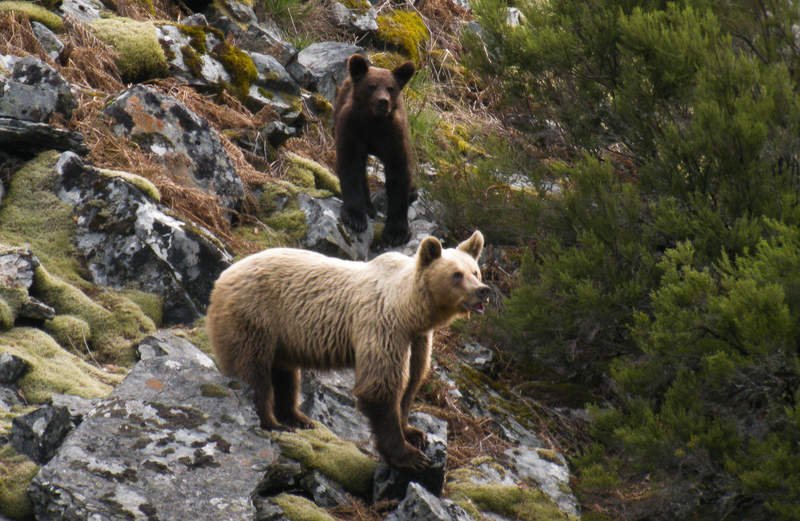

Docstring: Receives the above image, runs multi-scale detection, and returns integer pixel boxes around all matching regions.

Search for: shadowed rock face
[104,85,245,211]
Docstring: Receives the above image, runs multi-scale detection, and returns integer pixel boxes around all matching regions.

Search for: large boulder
[286,42,363,103]
[0,245,55,328]
[29,353,278,521]
[103,85,245,211]
[297,194,373,260]
[56,152,232,325]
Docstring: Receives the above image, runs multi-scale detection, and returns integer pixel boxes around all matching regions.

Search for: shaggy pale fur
[206,231,489,469]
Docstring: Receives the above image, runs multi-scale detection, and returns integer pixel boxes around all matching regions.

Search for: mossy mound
[376,10,429,66]
[0,444,38,521]
[271,493,337,521]
[273,424,376,497]
[90,17,168,83]
[367,50,409,70]
[0,1,63,31]
[0,298,13,331]
[33,266,156,364]
[43,314,91,349]
[0,327,122,404]
[97,168,161,202]
[447,464,576,521]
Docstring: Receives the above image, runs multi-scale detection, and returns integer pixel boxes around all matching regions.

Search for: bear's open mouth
[465,301,485,314]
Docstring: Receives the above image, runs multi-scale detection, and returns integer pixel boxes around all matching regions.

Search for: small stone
[18,297,56,320]
[286,42,363,103]
[0,353,30,385]
[181,13,208,26]
[31,22,65,61]
[50,394,99,426]
[458,342,495,373]
[136,330,216,369]
[297,194,373,261]
[384,482,474,521]
[10,405,73,464]
[255,457,304,496]
[300,470,350,507]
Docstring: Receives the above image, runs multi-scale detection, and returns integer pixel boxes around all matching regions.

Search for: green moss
[211,41,257,103]
[271,494,336,521]
[33,267,155,365]
[0,151,84,282]
[264,209,307,242]
[0,1,63,31]
[537,448,563,465]
[89,17,168,83]
[0,298,12,330]
[376,10,430,66]
[0,444,38,520]
[118,289,163,327]
[367,51,409,70]
[447,467,576,521]
[307,92,333,119]
[285,152,340,196]
[177,24,210,54]
[0,327,122,403]
[43,314,91,350]
[273,424,376,496]
[97,168,161,202]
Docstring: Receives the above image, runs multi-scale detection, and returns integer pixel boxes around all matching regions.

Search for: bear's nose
[376,98,389,113]
[476,286,490,301]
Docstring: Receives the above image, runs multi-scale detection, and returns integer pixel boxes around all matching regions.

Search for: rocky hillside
[0,0,581,519]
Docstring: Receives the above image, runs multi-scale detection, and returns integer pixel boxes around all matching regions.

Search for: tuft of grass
[0,1,62,31]
[89,16,167,83]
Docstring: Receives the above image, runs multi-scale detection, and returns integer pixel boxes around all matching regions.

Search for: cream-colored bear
[206,231,489,469]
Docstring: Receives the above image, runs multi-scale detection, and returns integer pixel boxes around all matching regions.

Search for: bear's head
[347,54,415,118]
[417,230,490,323]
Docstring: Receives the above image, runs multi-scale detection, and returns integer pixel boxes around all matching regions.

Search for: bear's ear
[392,61,415,90]
[348,54,369,82]
[417,236,442,267]
[457,230,484,260]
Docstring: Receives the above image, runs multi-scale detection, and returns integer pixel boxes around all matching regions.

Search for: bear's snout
[375,97,390,116]
[476,286,490,301]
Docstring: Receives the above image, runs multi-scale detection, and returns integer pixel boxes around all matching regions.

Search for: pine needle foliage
[464,0,800,517]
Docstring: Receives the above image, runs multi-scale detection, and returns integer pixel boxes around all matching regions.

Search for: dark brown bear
[334,54,416,246]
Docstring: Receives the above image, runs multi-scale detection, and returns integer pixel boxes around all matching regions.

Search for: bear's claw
[341,207,368,233]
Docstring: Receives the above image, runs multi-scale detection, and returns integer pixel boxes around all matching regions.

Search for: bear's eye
[452,271,464,280]
[473,271,479,278]
[368,84,377,91]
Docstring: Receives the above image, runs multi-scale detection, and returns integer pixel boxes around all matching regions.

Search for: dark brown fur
[334,54,416,246]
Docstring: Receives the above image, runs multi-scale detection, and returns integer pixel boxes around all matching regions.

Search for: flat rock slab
[29,356,278,521]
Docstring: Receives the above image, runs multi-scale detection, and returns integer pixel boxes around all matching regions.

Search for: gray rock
[181,13,209,25]
[0,245,39,292]
[505,7,525,26]
[331,1,378,32]
[206,0,258,26]
[250,52,301,96]
[297,193,373,260]
[373,413,447,501]
[50,393,99,425]
[31,22,65,61]
[299,470,350,507]
[253,498,292,521]
[0,353,29,385]
[458,342,495,373]
[18,296,55,320]
[0,386,23,412]
[104,85,245,211]
[286,42,363,103]
[385,482,474,521]
[0,116,87,155]
[56,152,233,325]
[58,0,103,23]
[29,355,277,521]
[157,24,231,87]
[208,14,297,66]
[11,405,73,464]
[0,54,75,122]
[299,370,373,453]
[370,190,446,257]
[264,121,297,147]
[137,330,217,369]
[505,445,579,517]
[255,457,304,496]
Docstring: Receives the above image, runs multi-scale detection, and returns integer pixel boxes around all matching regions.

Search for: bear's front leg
[337,139,370,233]
[357,397,431,470]
[400,333,432,449]
[381,153,412,246]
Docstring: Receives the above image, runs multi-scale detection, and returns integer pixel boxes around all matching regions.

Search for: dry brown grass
[328,498,398,521]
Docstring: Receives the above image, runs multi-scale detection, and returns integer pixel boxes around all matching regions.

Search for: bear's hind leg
[272,367,313,429]
[245,360,283,430]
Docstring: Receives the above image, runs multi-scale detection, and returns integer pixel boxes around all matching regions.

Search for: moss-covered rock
[0,1,63,31]
[271,493,337,521]
[447,464,577,521]
[212,43,258,102]
[0,298,13,331]
[0,444,38,521]
[90,17,167,83]
[376,10,429,66]
[0,327,122,403]
[368,50,409,70]
[96,168,161,202]
[273,424,376,497]
[284,152,340,196]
